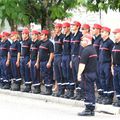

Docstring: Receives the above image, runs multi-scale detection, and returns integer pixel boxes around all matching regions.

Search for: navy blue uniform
[71,31,82,89]
[10,40,21,83]
[80,45,97,111]
[112,42,120,100]
[30,40,41,87]
[62,32,73,89]
[54,33,64,90]
[0,40,11,84]
[20,39,32,85]
[99,38,114,98]
[93,35,103,95]
[39,39,54,89]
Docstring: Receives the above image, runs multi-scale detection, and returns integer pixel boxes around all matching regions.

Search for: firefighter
[92,24,103,103]
[53,23,64,97]
[70,21,83,99]
[112,28,120,107]
[99,27,114,104]
[9,31,21,91]
[36,30,54,95]
[20,29,32,92]
[29,30,41,94]
[62,22,73,98]
[77,34,97,116]
[0,32,11,89]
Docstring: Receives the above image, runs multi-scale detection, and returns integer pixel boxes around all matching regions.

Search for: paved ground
[0,93,120,120]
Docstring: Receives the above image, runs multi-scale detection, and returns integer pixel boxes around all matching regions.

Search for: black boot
[75,89,84,100]
[11,82,21,91]
[22,84,31,92]
[64,89,70,98]
[96,95,104,104]
[0,81,4,88]
[112,99,120,107]
[2,82,11,89]
[64,89,74,99]
[102,96,113,105]
[32,85,41,94]
[78,108,95,116]
[43,87,52,95]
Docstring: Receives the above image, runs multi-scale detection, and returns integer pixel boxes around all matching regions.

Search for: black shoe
[64,90,74,99]
[102,97,113,105]
[22,84,31,92]
[78,109,95,116]
[43,87,52,95]
[112,100,120,107]
[96,95,104,104]
[32,86,41,94]
[64,89,70,98]
[2,83,11,89]
[0,82,4,88]
[56,89,64,97]
[11,83,21,91]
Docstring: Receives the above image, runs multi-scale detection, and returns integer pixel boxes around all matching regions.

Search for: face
[114,33,120,42]
[81,28,90,35]
[22,33,29,40]
[31,34,37,41]
[2,36,7,41]
[71,25,79,33]
[63,27,70,34]
[54,27,61,34]
[92,28,100,36]
[101,30,109,40]
[40,34,46,40]
[11,35,17,41]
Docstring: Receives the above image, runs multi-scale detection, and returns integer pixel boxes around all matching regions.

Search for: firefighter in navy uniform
[77,34,97,116]
[29,30,41,94]
[70,21,83,99]
[112,28,120,107]
[53,23,64,97]
[0,34,2,87]
[99,27,114,104]
[62,22,73,98]
[20,29,32,92]
[92,24,103,103]
[0,32,11,89]
[9,31,21,91]
[36,30,54,95]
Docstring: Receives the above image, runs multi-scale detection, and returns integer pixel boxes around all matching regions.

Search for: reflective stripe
[32,83,40,86]
[39,46,48,50]
[100,47,109,51]
[45,84,53,87]
[89,54,97,58]
[25,81,32,84]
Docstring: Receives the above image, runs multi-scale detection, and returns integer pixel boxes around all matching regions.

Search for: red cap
[83,34,93,41]
[82,24,90,29]
[62,22,70,28]
[0,34,2,38]
[2,32,10,37]
[22,29,30,34]
[71,21,81,27]
[102,27,111,32]
[41,30,49,35]
[93,24,102,29]
[113,28,120,34]
[31,30,39,35]
[11,31,18,37]
[54,23,62,28]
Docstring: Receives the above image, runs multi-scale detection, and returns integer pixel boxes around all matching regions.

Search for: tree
[0,0,81,30]
[80,0,120,12]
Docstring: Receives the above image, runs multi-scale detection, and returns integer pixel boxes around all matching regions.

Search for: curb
[0,89,120,115]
